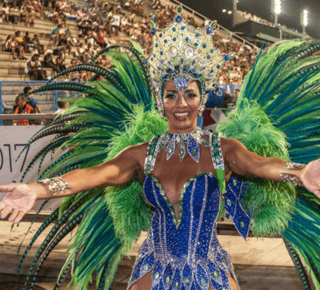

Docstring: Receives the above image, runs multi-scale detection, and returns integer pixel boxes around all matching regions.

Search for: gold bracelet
[38,177,71,195]
[280,162,305,186]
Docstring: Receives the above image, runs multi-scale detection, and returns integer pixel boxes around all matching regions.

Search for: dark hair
[24,86,32,94]
[58,101,68,108]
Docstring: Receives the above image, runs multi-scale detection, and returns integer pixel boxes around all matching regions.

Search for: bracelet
[285,162,306,170]
[38,177,71,195]
[280,173,303,186]
[280,162,305,186]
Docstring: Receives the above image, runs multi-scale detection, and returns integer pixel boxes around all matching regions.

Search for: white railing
[0,114,56,120]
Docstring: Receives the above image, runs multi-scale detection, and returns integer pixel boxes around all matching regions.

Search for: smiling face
[163,80,200,134]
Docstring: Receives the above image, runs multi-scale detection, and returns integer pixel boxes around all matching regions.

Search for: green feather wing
[20,45,167,290]
[218,40,320,289]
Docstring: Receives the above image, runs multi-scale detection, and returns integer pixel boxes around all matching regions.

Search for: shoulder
[120,142,149,161]
[220,137,247,157]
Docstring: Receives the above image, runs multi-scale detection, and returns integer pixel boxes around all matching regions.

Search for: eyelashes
[164,93,178,99]
[164,93,198,99]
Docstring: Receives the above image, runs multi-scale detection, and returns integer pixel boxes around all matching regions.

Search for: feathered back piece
[18,44,168,290]
[217,40,320,289]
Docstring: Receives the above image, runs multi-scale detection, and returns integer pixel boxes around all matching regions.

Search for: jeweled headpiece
[148,6,230,116]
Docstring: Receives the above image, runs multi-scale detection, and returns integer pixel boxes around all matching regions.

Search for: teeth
[174,112,190,117]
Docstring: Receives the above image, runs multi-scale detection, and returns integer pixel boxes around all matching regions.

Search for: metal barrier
[0,80,84,115]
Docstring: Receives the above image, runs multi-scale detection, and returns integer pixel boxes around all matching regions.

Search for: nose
[176,92,188,107]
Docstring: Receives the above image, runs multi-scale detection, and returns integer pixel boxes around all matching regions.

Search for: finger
[0,206,12,219]
[0,202,6,211]
[13,211,25,224]
[8,208,19,223]
[0,184,16,192]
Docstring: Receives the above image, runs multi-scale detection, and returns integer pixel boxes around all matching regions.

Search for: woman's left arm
[221,137,320,198]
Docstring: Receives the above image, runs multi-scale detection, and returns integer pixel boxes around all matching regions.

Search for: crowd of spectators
[213,35,258,85]
[1,0,258,84]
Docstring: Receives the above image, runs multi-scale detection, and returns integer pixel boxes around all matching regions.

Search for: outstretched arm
[0,143,147,223]
[221,137,320,198]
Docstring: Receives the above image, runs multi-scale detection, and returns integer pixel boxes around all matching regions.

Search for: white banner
[0,126,63,211]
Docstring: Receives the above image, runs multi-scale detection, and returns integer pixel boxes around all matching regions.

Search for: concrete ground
[0,220,314,290]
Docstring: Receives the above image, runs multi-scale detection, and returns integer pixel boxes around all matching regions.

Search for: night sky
[179,0,320,39]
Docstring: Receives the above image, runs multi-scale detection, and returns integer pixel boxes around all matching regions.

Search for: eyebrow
[164,89,196,94]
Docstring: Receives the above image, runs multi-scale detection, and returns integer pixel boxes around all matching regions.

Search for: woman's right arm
[0,143,147,223]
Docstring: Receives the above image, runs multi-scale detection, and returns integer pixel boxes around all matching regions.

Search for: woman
[1,7,320,290]
[1,81,319,289]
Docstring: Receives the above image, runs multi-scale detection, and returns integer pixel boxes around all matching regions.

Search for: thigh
[129,271,152,290]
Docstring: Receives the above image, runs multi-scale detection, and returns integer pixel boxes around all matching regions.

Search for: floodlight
[303,10,308,27]
[274,0,281,15]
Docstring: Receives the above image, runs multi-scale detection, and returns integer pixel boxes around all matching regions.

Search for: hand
[0,183,37,224]
[300,159,320,199]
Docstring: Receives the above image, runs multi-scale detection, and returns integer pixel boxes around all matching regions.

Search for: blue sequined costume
[128,132,251,290]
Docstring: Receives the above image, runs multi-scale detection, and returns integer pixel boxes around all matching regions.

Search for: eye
[165,93,178,99]
[185,93,197,99]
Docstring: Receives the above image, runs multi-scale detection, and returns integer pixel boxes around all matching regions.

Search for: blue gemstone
[194,43,198,46]
[210,49,214,53]
[155,43,158,47]
[174,75,189,90]
[210,70,214,73]
[164,40,167,43]
[217,65,220,69]
[207,55,210,59]
[195,33,200,37]
[206,27,213,34]
[159,33,162,37]
[181,26,185,30]
[172,27,176,32]
[151,58,153,61]
[203,44,207,48]
[224,54,230,61]
[175,15,182,23]
[151,28,156,35]
[184,65,189,71]
[173,38,176,41]
[160,51,163,55]
[185,37,189,41]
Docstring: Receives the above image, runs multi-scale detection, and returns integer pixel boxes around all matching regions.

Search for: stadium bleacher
[0,0,259,113]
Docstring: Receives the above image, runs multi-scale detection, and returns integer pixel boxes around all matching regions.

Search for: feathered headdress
[147,6,230,116]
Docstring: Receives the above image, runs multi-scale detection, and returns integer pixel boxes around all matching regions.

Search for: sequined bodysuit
[128,132,251,290]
